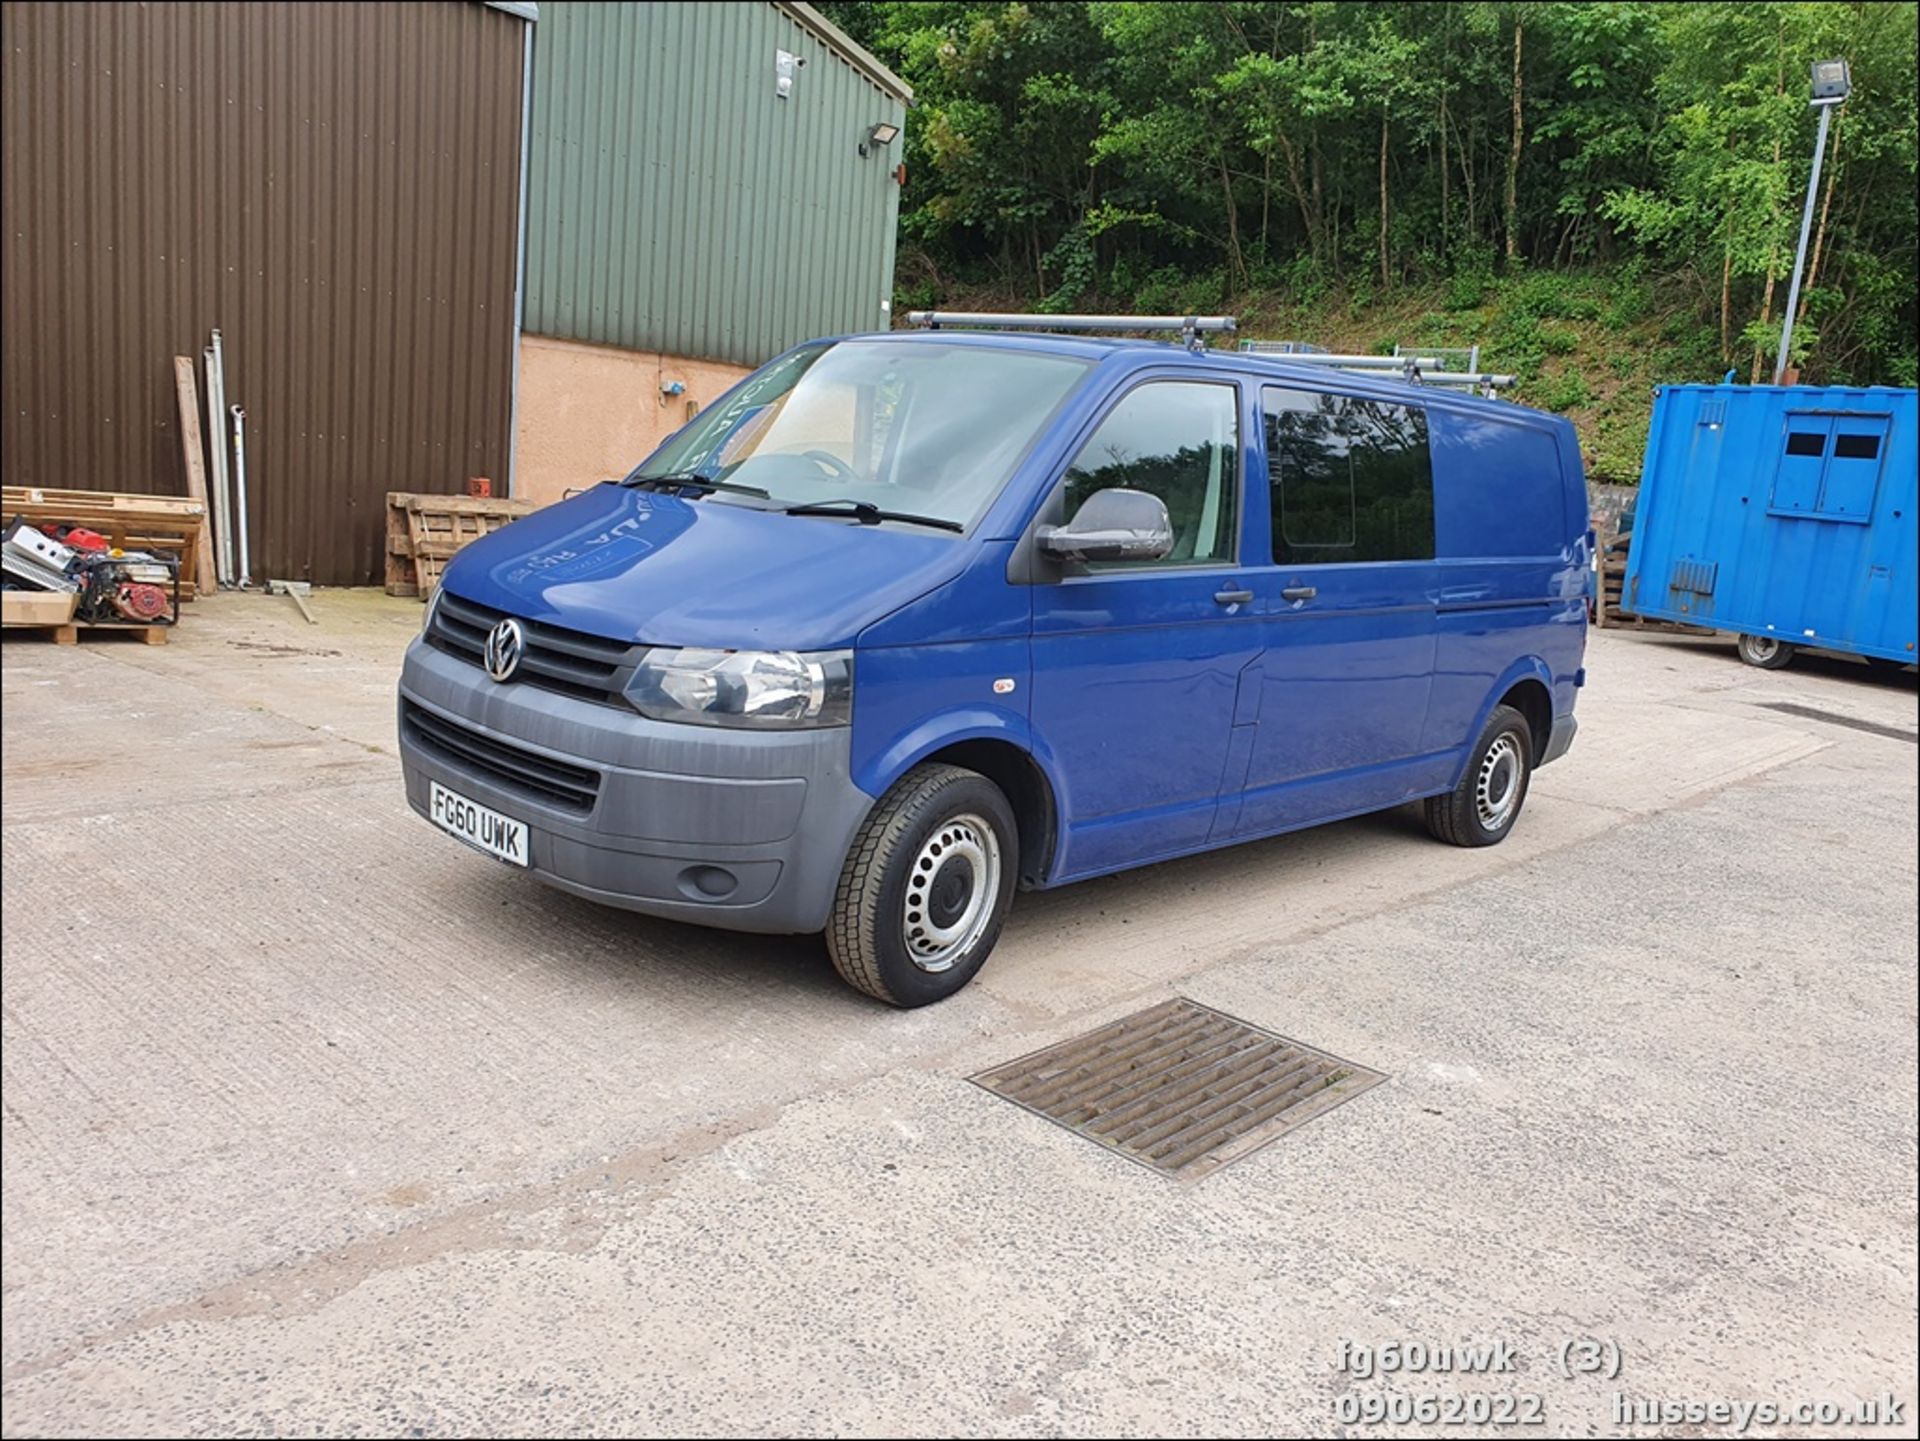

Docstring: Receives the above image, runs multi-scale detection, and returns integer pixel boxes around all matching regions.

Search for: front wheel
[826,763,1018,1007]
[1425,704,1534,847]
[1736,633,1794,669]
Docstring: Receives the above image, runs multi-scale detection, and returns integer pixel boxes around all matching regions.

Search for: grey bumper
[397,638,873,934]
[1540,712,1578,767]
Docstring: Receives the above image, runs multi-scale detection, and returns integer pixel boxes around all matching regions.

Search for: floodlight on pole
[1775,60,1850,385]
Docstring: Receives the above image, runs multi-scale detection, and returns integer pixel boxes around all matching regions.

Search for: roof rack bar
[1413,372,1518,396]
[1264,352,1444,370]
[1249,349,1516,395]
[905,311,1237,353]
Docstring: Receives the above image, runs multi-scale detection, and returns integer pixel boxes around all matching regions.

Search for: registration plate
[428,781,529,867]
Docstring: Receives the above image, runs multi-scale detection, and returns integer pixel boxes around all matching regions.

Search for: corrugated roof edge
[481,1,539,21]
[777,1,914,104]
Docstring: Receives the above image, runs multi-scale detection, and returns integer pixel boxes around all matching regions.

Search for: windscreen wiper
[782,499,964,534]
[621,471,771,499]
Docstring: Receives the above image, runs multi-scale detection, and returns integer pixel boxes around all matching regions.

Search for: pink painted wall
[514,334,750,507]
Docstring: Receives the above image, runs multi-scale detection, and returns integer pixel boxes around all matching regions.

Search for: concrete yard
[2,592,1915,1437]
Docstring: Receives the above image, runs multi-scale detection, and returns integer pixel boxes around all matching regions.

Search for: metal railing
[1394,342,1481,374]
[1239,339,1330,356]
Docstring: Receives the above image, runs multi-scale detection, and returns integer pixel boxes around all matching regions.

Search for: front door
[1028,378,1261,880]
[1230,383,1442,838]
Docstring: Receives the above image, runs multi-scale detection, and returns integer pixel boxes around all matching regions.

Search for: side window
[1265,388,1434,565]
[1061,382,1239,566]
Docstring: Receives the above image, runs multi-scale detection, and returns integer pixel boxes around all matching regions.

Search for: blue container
[1624,383,1918,665]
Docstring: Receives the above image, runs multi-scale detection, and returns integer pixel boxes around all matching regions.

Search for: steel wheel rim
[1746,635,1780,661]
[1476,733,1523,831]
[903,814,1000,973]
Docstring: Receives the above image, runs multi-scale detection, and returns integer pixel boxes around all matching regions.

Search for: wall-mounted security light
[858,121,900,158]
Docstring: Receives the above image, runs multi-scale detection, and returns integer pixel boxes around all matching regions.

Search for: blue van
[398,318,1590,1005]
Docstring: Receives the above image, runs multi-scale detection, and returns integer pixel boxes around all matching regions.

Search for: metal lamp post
[1774,59,1851,385]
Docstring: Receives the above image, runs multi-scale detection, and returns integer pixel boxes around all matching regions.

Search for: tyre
[826,763,1019,1007]
[1425,704,1533,848]
[1736,632,1794,669]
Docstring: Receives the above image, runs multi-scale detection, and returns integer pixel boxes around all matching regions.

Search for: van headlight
[627,648,853,728]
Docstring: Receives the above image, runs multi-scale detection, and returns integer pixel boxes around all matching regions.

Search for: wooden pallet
[385,492,538,599]
[2,621,169,645]
[1592,525,1713,635]
[2,485,207,600]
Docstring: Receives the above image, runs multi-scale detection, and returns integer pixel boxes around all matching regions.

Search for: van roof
[840,328,1550,422]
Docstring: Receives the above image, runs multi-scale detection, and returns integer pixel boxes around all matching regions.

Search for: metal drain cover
[973,998,1384,1180]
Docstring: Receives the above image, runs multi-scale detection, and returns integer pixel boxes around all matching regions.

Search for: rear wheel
[826,763,1018,1007]
[1736,633,1794,669]
[1425,704,1533,848]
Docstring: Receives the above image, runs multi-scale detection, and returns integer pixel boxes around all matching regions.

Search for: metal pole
[205,338,233,585]
[505,14,534,499]
[230,405,252,589]
[1774,102,1833,385]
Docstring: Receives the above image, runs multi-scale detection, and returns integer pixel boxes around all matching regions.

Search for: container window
[1769,411,1891,524]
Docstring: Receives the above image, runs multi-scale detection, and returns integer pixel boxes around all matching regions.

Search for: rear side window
[1062,381,1239,566]
[1264,388,1434,565]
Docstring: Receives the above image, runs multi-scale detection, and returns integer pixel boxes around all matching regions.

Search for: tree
[827,0,1916,389]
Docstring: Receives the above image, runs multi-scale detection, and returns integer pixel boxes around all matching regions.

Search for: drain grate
[973,998,1384,1181]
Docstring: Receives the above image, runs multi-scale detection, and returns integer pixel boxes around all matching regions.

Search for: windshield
[631,340,1093,530]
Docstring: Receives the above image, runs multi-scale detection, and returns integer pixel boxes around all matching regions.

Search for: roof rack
[905,311,1237,353]
[1242,347,1517,397]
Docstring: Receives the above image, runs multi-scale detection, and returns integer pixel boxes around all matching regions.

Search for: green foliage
[1529,369,1594,411]
[1447,272,1490,311]
[1540,323,1581,355]
[825,0,1916,388]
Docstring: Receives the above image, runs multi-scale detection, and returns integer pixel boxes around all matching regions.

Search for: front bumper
[397,638,872,934]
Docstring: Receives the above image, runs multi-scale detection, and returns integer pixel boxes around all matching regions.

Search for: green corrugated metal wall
[525,2,905,367]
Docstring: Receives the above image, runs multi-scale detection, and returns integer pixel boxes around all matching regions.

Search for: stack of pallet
[2,487,208,600]
[1592,525,1631,627]
[384,491,537,600]
[3,487,203,645]
[1592,523,1710,634]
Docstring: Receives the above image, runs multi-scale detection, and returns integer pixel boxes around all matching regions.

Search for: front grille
[402,699,601,814]
[428,590,642,706]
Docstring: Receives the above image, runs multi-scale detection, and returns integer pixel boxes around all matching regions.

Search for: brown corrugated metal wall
[0,1,523,584]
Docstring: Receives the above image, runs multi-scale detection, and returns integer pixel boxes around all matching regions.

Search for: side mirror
[1037,487,1174,564]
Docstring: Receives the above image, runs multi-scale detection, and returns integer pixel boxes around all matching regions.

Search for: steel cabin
[1624,383,1918,669]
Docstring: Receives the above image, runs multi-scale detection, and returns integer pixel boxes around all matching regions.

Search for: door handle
[1213,588,1254,607]
[1281,585,1318,602]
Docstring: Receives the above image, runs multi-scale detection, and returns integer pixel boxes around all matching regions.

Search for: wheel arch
[1454,657,1556,784]
[857,713,1064,888]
